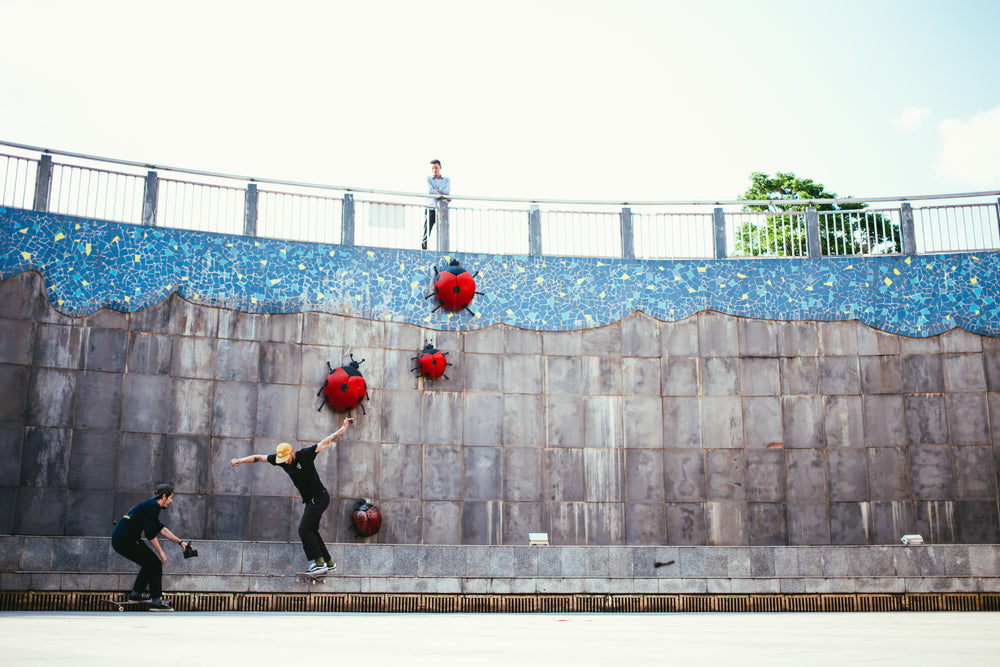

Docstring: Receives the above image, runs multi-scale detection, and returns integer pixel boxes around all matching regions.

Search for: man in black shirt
[230,417,353,575]
[111,483,189,611]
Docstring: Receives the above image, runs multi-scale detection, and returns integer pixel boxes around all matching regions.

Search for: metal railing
[2,140,998,260]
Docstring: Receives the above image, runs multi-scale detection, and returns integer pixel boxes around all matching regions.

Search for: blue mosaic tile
[2,206,998,337]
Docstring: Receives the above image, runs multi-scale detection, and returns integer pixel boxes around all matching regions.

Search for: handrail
[2,139,997,208]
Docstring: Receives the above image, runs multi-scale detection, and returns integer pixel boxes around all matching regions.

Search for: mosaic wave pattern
[2,206,998,337]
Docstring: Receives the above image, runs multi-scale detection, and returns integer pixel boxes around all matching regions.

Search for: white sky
[2,0,999,202]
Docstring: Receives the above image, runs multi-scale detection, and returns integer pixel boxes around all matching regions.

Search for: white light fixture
[528,532,549,546]
[901,534,924,545]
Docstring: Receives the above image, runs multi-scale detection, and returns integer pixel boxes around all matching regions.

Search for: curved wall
[3,206,999,337]
[1,207,999,546]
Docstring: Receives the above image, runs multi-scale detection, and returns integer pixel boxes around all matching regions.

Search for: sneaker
[128,592,151,602]
[306,563,329,575]
[326,561,337,571]
[149,599,174,612]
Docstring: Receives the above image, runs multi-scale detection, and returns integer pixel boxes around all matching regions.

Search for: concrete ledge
[2,536,999,595]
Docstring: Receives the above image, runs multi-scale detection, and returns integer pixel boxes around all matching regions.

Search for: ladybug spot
[340,383,349,392]
[452,285,461,294]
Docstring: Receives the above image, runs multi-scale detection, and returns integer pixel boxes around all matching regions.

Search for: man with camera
[111,483,190,612]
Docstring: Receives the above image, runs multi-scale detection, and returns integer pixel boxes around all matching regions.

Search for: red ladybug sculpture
[411,342,450,380]
[317,354,369,415]
[351,499,382,538]
[426,258,483,314]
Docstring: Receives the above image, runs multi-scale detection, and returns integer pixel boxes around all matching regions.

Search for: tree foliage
[734,171,901,256]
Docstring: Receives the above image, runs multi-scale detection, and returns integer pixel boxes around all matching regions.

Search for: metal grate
[857,595,903,612]
[2,591,998,612]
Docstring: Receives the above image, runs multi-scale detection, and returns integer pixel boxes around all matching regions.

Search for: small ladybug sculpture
[317,354,369,415]
[425,258,484,314]
[351,499,382,538]
[411,342,451,380]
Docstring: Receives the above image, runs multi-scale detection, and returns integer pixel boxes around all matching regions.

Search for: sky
[2,0,999,204]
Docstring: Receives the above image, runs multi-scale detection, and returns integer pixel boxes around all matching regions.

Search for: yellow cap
[275,443,293,464]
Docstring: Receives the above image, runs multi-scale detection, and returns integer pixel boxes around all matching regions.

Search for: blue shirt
[112,497,165,542]
[427,175,451,205]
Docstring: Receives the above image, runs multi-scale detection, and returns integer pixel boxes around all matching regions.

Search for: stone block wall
[1,271,999,546]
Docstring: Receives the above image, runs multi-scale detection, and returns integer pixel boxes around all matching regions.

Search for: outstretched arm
[316,417,354,453]
[231,454,265,467]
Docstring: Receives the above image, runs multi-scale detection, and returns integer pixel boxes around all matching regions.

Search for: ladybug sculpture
[317,354,369,415]
[351,499,382,538]
[411,342,450,380]
[425,258,484,314]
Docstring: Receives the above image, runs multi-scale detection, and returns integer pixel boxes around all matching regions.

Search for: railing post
[620,207,635,260]
[806,206,821,259]
[437,199,450,253]
[996,198,1000,247]
[244,183,258,237]
[341,193,355,246]
[142,170,158,226]
[713,207,727,259]
[529,205,542,256]
[900,202,916,256]
[32,154,52,213]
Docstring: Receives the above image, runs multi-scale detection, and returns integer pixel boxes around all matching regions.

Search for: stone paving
[2,611,999,666]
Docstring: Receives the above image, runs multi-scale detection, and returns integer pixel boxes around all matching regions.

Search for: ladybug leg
[317,401,325,412]
[432,304,443,313]
[359,403,367,416]
[442,372,449,380]
[326,361,335,374]
[464,306,475,315]
[423,292,435,300]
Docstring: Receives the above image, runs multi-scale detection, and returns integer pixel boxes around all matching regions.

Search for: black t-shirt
[112,497,164,542]
[267,444,326,503]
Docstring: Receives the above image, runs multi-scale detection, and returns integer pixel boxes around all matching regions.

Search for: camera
[183,542,198,559]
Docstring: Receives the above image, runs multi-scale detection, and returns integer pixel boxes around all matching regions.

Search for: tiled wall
[2,269,998,545]
[3,206,999,337]
[2,206,999,545]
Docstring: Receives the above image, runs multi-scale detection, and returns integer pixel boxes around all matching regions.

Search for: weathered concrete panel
[584,396,623,448]
[544,448,584,502]
[702,396,742,449]
[126,332,173,375]
[463,393,503,446]
[621,314,660,357]
[464,446,501,500]
[823,396,864,448]
[745,449,785,502]
[663,449,705,502]
[503,447,542,501]
[660,317,699,357]
[120,374,169,433]
[545,395,584,447]
[503,394,543,447]
[27,367,78,428]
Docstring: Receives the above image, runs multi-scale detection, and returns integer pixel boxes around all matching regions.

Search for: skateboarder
[111,483,190,611]
[230,417,353,576]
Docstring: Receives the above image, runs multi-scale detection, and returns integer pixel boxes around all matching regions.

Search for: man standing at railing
[422,159,451,249]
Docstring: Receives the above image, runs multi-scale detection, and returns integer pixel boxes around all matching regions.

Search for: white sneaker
[306,563,329,575]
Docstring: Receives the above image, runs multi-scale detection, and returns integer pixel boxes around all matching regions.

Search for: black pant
[112,537,163,598]
[299,490,332,562]
[422,208,436,249]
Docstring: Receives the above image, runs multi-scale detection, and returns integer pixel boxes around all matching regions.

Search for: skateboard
[295,562,337,585]
[104,598,149,612]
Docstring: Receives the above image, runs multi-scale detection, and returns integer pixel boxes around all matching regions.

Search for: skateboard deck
[295,562,337,585]
[104,598,149,612]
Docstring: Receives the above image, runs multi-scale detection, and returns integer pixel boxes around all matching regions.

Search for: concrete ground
[2,612,999,666]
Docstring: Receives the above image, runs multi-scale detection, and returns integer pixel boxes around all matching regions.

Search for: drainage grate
[1,591,998,612]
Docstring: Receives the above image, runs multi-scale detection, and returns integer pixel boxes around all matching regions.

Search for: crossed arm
[229,417,354,467]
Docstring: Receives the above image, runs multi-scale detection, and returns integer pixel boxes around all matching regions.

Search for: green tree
[734,171,901,256]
